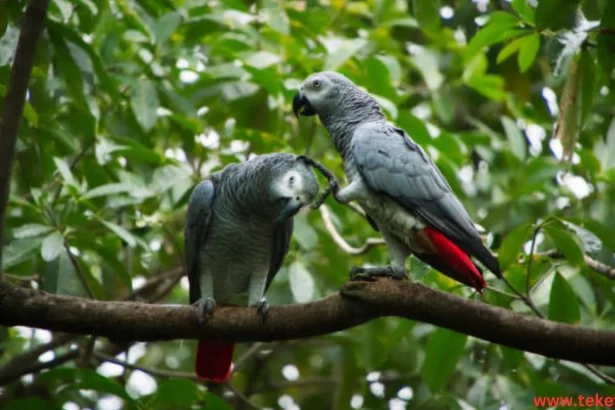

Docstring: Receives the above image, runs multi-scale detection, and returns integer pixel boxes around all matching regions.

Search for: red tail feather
[424,227,486,292]
[195,341,235,382]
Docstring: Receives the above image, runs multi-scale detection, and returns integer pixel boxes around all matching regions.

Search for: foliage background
[1,0,615,408]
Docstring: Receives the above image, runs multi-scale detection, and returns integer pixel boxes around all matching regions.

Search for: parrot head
[271,156,319,221]
[293,72,354,118]
[293,72,382,128]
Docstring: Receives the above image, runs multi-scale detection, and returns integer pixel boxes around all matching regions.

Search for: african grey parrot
[292,72,501,291]
[185,153,319,382]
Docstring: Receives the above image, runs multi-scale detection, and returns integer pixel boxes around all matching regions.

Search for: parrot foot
[195,297,216,326]
[255,298,269,322]
[349,266,406,281]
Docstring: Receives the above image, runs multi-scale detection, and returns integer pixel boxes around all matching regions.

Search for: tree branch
[1,279,615,368]
[541,249,615,280]
[0,0,50,272]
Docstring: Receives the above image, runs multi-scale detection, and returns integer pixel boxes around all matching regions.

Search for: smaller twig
[525,227,542,296]
[227,382,264,410]
[233,342,265,371]
[122,267,183,301]
[94,351,197,380]
[319,205,384,255]
[4,273,39,282]
[485,286,520,299]
[540,249,615,280]
[64,240,94,299]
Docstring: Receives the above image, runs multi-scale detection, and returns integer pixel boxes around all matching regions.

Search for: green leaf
[543,223,585,266]
[535,0,581,31]
[323,38,367,71]
[23,102,38,126]
[413,0,440,33]
[511,0,536,24]
[53,157,77,186]
[501,116,526,161]
[289,261,314,303]
[548,272,581,324]
[82,182,137,199]
[564,217,615,252]
[499,223,533,271]
[202,392,233,410]
[41,231,64,262]
[2,238,44,270]
[12,223,54,239]
[496,36,526,64]
[131,77,159,132]
[465,17,522,60]
[152,379,200,410]
[99,219,137,248]
[517,33,540,72]
[153,11,181,45]
[422,328,467,392]
[597,0,615,75]
[500,346,524,369]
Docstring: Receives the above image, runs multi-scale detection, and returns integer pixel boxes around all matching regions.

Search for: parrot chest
[359,188,430,252]
[199,218,274,305]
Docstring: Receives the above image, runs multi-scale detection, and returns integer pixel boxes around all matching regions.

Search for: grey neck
[320,90,384,159]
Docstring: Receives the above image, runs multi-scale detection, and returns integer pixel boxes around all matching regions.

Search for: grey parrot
[292,72,501,291]
[185,153,319,382]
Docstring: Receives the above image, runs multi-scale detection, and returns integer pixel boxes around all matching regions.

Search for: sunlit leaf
[41,231,64,262]
[543,223,585,266]
[131,76,159,132]
[289,261,315,303]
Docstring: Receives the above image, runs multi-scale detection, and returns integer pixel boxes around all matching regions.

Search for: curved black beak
[292,90,316,117]
[276,199,303,222]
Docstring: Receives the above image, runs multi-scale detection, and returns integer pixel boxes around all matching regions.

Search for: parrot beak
[276,199,303,222]
[292,90,316,117]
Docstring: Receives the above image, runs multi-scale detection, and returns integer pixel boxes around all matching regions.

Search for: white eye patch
[275,170,305,198]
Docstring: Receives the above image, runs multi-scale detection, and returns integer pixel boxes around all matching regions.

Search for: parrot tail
[422,227,486,293]
[195,340,235,382]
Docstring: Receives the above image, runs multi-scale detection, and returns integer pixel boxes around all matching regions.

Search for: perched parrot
[185,153,319,382]
[292,72,501,292]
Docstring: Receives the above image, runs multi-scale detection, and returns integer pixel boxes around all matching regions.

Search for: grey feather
[185,153,319,307]
[352,122,500,275]
[185,179,215,304]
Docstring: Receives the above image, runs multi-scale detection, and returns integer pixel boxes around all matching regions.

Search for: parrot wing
[266,218,294,291]
[352,122,500,276]
[185,179,216,304]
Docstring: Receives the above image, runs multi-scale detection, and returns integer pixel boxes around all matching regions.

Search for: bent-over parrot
[185,153,319,382]
[292,72,501,292]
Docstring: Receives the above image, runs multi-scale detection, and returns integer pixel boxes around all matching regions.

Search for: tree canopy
[1,0,615,409]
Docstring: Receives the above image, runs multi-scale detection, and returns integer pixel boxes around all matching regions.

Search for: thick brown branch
[0,0,50,271]
[1,279,615,367]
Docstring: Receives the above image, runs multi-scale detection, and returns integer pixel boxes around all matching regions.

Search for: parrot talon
[255,298,270,322]
[196,297,216,326]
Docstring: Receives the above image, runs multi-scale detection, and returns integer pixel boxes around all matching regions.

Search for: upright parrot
[185,153,319,382]
[292,72,501,292]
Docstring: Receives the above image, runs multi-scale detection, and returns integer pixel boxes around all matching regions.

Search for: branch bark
[0,0,50,271]
[1,279,615,367]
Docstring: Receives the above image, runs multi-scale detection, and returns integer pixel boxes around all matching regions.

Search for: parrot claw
[349,266,406,281]
[196,297,216,326]
[255,298,269,322]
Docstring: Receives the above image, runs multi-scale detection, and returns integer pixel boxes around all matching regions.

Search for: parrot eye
[313,80,321,89]
[288,176,295,185]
